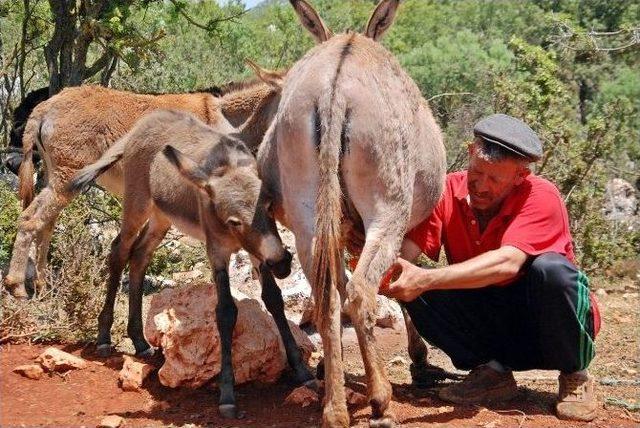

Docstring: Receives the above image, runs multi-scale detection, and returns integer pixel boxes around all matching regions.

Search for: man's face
[467,144,529,213]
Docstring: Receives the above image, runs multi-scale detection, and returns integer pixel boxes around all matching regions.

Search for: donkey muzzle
[266,249,292,279]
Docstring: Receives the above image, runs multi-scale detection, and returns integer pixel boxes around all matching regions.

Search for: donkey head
[289,0,400,43]
[162,141,292,279]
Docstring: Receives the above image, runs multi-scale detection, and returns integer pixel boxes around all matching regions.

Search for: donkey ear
[364,0,400,41]
[245,59,284,89]
[289,0,332,43]
[162,145,214,198]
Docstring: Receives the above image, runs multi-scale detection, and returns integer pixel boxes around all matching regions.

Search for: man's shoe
[438,364,518,404]
[556,372,598,421]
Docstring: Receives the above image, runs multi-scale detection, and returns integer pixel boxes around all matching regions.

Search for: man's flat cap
[473,113,542,161]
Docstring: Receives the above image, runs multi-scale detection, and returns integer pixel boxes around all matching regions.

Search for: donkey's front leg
[257,263,315,386]
[213,268,240,419]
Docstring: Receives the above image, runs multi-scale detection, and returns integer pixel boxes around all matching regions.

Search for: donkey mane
[140,76,280,98]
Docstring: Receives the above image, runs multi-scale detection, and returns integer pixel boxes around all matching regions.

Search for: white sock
[487,359,510,373]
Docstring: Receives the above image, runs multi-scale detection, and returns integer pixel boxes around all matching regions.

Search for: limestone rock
[375,295,403,329]
[36,347,87,372]
[13,364,44,380]
[98,415,124,428]
[172,270,203,282]
[145,283,314,388]
[119,355,155,391]
[604,178,639,230]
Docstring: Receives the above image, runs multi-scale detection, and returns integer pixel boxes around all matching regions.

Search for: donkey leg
[212,267,241,419]
[96,205,151,356]
[4,187,70,298]
[33,211,58,294]
[295,235,349,427]
[402,307,431,385]
[344,218,410,427]
[126,215,171,357]
[256,261,315,386]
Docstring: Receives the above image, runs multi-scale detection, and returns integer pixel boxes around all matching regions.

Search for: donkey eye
[227,217,242,227]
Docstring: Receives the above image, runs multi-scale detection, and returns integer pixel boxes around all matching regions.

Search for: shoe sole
[556,407,598,422]
[439,385,519,405]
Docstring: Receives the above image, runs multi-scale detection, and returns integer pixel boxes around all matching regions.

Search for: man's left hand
[379,258,432,302]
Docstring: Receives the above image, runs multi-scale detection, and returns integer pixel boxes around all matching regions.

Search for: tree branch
[168,0,248,32]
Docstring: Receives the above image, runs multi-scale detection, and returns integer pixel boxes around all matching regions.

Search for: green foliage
[0,182,20,269]
[1,0,638,344]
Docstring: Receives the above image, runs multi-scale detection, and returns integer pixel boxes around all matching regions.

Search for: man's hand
[379,258,433,302]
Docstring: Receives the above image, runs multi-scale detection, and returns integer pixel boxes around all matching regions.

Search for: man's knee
[528,252,577,293]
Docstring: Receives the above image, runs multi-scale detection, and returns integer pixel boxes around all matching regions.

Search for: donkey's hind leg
[33,214,57,294]
[126,213,171,357]
[344,212,410,427]
[402,307,463,387]
[295,230,349,427]
[4,186,71,298]
[252,258,315,386]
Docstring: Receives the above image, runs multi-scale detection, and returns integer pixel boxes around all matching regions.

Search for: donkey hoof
[304,378,320,391]
[219,404,245,419]
[136,346,157,359]
[96,344,112,358]
[369,416,395,428]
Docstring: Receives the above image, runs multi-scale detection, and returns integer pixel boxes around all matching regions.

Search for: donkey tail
[67,136,127,193]
[18,114,41,209]
[311,92,348,327]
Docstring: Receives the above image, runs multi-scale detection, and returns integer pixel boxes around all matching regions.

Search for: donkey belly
[167,214,206,242]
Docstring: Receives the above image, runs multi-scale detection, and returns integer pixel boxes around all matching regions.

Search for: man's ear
[514,166,531,185]
[162,145,214,199]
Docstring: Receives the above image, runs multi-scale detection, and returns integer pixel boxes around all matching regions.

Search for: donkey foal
[69,109,314,418]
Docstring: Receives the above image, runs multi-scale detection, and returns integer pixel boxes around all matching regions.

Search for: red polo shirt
[406,171,576,266]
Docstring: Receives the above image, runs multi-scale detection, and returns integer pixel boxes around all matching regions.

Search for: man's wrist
[421,267,444,292]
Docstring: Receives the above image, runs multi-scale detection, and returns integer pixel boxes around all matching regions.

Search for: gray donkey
[68,109,314,419]
[256,1,446,426]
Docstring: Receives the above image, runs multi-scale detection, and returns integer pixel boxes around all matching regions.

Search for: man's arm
[381,245,528,302]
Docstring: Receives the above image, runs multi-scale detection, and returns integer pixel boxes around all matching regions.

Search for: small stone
[284,385,319,407]
[36,347,87,372]
[389,356,407,366]
[119,355,154,391]
[13,364,44,380]
[595,288,607,297]
[98,415,124,428]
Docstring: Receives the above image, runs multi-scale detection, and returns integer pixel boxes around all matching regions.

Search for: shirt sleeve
[406,199,444,261]
[501,186,571,257]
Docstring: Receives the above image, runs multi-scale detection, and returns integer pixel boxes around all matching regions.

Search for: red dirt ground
[2,284,638,427]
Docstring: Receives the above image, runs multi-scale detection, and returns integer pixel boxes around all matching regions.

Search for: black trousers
[404,252,597,373]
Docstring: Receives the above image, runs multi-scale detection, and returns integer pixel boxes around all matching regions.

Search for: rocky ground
[1,272,638,427]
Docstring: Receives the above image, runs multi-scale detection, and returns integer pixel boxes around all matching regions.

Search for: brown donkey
[257,1,446,426]
[4,67,283,298]
[68,109,314,418]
